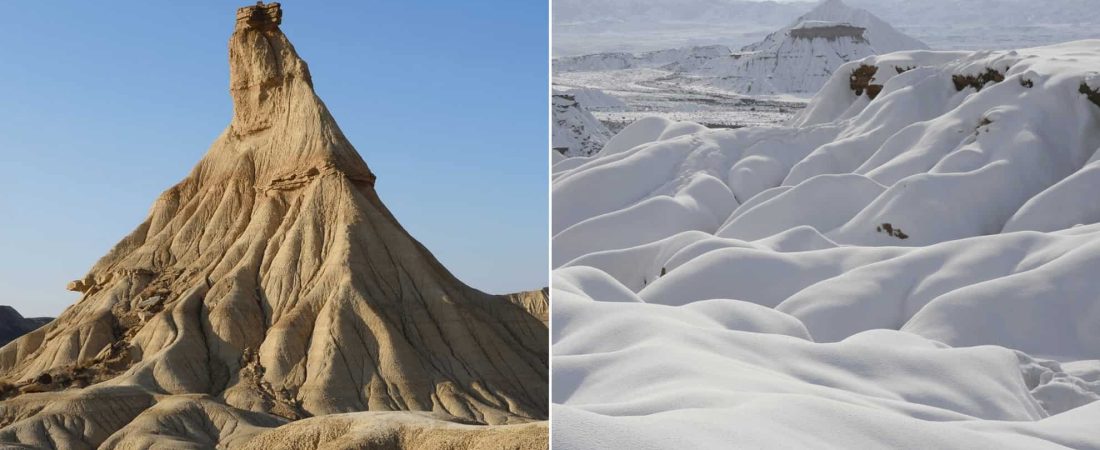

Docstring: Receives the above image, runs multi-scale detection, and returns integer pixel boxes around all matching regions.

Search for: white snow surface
[552,40,1100,449]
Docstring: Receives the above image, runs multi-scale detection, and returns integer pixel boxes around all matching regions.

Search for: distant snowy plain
[552,0,1100,132]
[552,0,927,132]
[554,0,1100,56]
[552,41,1100,449]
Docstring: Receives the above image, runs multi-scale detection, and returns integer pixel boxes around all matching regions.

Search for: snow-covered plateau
[552,40,1100,449]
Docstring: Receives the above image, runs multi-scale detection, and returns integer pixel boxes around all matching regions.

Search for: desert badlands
[0,3,547,448]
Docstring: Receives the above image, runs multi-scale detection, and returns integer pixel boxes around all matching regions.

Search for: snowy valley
[552,37,1100,448]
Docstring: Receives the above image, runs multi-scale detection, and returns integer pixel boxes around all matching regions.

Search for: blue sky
[0,1,548,318]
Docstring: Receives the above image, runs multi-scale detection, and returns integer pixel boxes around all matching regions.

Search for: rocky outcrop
[552,93,612,157]
[505,288,549,324]
[788,22,866,41]
[0,306,50,347]
[0,2,546,448]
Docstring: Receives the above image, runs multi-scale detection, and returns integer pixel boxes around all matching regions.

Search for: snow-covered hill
[697,20,879,95]
[554,0,1100,56]
[552,40,1100,448]
[714,0,929,95]
[556,0,927,96]
[745,0,927,55]
[551,0,926,132]
[552,91,615,157]
[553,0,810,56]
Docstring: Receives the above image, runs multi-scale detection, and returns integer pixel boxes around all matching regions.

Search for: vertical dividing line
[546,0,556,447]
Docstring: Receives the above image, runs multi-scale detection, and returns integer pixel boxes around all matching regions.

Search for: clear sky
[0,1,549,318]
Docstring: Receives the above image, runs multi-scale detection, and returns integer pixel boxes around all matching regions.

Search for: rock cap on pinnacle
[236,2,283,29]
[221,1,377,187]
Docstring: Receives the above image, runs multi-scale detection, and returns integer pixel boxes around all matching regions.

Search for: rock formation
[0,307,51,347]
[0,3,547,448]
[552,93,612,158]
[787,22,866,41]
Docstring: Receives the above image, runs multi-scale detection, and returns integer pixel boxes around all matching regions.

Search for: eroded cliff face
[0,3,547,448]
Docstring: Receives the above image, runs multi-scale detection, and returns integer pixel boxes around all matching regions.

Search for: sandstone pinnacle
[0,3,547,448]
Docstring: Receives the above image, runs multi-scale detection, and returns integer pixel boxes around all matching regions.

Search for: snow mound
[553,40,1100,448]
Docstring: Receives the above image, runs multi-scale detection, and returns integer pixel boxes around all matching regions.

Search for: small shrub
[850,65,884,99]
[953,68,1005,92]
[1080,82,1100,108]
[876,222,909,240]
[866,84,883,99]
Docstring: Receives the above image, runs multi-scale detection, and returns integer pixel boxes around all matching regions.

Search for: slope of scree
[0,3,547,448]
[552,40,1100,449]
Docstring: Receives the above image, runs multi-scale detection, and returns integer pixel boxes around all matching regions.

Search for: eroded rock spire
[0,4,546,447]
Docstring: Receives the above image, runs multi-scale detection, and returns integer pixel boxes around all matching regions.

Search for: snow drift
[552,40,1100,448]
